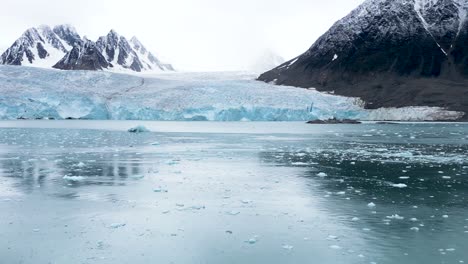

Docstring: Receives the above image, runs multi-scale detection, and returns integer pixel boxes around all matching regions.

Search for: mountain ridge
[0,24,174,73]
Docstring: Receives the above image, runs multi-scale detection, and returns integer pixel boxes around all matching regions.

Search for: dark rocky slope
[53,41,111,71]
[258,0,468,120]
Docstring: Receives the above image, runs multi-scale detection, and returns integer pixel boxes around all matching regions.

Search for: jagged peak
[107,29,120,38]
[53,24,79,35]
[20,27,43,43]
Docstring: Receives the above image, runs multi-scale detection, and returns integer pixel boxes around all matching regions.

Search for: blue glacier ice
[0,66,463,121]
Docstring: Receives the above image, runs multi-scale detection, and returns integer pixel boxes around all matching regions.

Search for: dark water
[0,121,467,264]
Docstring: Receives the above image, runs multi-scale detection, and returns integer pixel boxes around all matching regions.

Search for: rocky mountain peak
[53,24,82,47]
[1,24,174,73]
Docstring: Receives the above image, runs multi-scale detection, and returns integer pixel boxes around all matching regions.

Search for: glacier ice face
[0,66,463,121]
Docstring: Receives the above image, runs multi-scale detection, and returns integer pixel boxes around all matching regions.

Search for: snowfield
[0,66,463,121]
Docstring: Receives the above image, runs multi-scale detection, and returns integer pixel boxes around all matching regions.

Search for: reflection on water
[0,122,467,264]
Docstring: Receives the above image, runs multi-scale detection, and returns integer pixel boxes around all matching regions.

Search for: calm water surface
[0,121,467,264]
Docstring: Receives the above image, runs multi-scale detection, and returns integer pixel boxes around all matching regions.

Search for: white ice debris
[128,126,150,133]
[317,172,328,177]
[63,176,85,181]
[153,187,168,193]
[109,223,126,229]
[245,236,258,244]
[387,214,405,220]
[282,244,294,250]
[391,183,408,188]
[332,54,338,61]
[227,210,240,216]
[367,202,376,208]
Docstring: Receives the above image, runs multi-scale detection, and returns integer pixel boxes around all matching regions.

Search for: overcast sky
[0,0,364,71]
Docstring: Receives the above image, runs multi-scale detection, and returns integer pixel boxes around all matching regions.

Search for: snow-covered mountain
[0,25,174,73]
[94,30,145,72]
[259,0,468,119]
[0,25,74,68]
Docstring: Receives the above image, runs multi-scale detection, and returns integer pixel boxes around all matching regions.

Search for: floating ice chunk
[317,172,328,177]
[63,176,85,182]
[332,54,338,61]
[391,183,408,188]
[109,223,126,229]
[292,162,308,166]
[165,160,179,165]
[352,217,360,221]
[97,241,105,250]
[442,215,449,218]
[75,162,86,168]
[330,245,341,250]
[153,187,168,193]
[399,176,410,180]
[410,227,420,232]
[227,210,240,216]
[282,244,294,250]
[442,176,452,179]
[190,205,206,210]
[245,236,258,244]
[150,142,160,146]
[387,214,405,220]
[410,218,418,222]
[128,126,150,133]
[367,202,376,208]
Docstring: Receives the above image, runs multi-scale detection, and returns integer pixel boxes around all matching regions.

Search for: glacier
[0,65,463,121]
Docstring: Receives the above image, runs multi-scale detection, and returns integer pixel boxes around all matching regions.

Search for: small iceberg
[63,176,85,182]
[317,172,328,177]
[128,125,150,133]
[109,223,126,229]
[391,183,408,188]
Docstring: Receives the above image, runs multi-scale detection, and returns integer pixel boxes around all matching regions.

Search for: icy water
[0,121,467,264]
